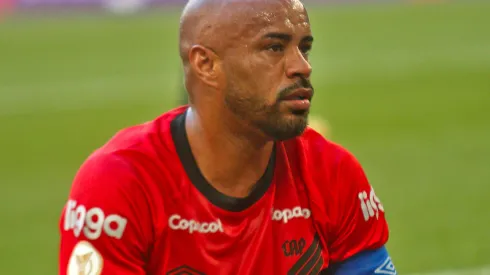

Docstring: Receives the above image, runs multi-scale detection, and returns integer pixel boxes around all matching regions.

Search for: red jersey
[59,106,389,275]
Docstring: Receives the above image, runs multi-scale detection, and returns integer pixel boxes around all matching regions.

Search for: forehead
[232,0,310,41]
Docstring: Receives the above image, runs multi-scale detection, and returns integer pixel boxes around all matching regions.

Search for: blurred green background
[0,1,489,274]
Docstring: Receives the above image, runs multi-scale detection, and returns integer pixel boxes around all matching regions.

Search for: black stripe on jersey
[288,234,323,275]
[310,255,324,275]
[299,245,322,275]
[166,265,205,275]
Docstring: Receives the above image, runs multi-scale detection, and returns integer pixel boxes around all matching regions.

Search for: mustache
[277,77,314,100]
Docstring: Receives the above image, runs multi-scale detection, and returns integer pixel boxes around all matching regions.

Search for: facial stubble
[224,78,313,141]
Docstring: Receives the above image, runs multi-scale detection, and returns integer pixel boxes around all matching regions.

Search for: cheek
[225,56,281,102]
[249,61,282,93]
[225,61,258,91]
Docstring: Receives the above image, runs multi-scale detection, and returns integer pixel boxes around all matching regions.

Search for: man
[59,0,396,274]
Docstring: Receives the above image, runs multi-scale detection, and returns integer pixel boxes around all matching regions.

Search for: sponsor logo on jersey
[168,214,224,234]
[358,187,385,222]
[67,241,103,275]
[166,265,205,275]
[272,207,311,224]
[64,200,127,240]
[375,256,397,274]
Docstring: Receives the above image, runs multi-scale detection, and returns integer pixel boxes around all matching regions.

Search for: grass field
[1,2,489,274]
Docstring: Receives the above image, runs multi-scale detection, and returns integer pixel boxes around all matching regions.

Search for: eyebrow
[262,32,314,43]
[263,32,292,41]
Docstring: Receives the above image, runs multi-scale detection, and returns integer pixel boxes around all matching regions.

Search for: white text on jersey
[358,187,385,221]
[64,200,127,240]
[272,207,311,224]
[168,214,224,234]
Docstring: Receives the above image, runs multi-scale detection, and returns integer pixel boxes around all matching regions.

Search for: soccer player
[59,0,397,274]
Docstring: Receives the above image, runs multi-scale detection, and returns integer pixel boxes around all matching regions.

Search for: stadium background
[0,0,489,274]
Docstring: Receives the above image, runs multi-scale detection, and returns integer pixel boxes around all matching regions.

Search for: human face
[221,0,314,141]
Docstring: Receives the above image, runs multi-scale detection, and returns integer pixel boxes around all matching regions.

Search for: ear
[188,45,222,89]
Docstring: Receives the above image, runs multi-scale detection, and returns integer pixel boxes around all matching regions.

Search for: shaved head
[180,0,289,61]
[179,0,314,141]
[179,0,309,63]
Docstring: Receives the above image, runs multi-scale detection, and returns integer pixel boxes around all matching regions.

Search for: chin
[290,108,310,116]
[267,118,308,141]
[274,128,307,141]
[254,108,309,140]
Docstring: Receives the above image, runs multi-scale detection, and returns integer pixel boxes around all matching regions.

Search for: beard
[224,78,313,141]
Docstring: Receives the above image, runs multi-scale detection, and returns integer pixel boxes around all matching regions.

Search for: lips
[280,87,313,112]
[282,88,313,101]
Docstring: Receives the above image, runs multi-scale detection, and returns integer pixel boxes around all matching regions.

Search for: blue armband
[326,246,397,275]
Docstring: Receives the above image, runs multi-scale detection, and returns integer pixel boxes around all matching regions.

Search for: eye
[267,44,285,53]
[300,44,312,55]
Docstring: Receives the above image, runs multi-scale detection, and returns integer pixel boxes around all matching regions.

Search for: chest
[150,181,330,275]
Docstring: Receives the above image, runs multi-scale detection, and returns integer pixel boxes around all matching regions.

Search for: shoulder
[283,127,368,202]
[64,122,174,242]
[71,106,188,199]
[288,127,360,172]
[79,107,187,179]
[96,106,187,159]
[69,149,147,215]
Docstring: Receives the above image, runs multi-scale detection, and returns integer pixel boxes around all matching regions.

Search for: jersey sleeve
[326,246,397,275]
[328,150,390,263]
[59,152,153,275]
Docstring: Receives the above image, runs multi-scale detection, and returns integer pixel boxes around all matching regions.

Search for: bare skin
[180,0,314,198]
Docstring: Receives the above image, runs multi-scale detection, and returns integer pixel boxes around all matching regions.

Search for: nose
[285,48,312,79]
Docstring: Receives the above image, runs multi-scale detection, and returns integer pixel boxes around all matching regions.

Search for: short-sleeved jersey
[59,106,389,275]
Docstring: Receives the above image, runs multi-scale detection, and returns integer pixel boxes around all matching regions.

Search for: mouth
[282,88,313,101]
[281,88,313,112]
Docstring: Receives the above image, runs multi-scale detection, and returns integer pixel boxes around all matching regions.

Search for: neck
[185,106,274,198]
